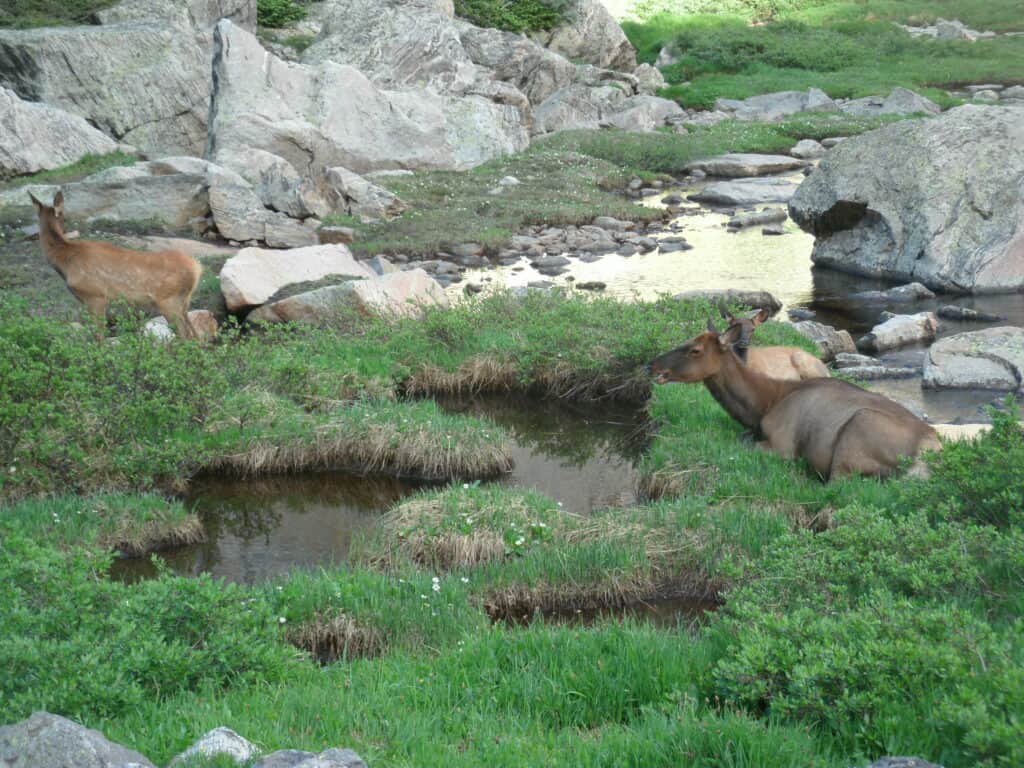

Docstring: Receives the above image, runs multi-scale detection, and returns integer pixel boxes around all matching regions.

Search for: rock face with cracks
[0,711,156,768]
[789,105,1024,293]
[923,327,1024,391]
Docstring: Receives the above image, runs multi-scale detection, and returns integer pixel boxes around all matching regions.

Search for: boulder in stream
[685,153,807,178]
[791,320,856,361]
[689,177,799,206]
[923,327,1024,391]
[857,311,938,352]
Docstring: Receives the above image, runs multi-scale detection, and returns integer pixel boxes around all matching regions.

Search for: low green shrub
[257,0,307,28]
[453,0,571,32]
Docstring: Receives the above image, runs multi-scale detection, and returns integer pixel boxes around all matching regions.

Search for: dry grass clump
[637,461,719,500]
[102,514,206,557]
[404,356,520,397]
[285,612,386,664]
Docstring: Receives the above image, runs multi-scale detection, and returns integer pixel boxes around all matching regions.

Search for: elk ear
[706,318,719,333]
[52,190,64,214]
[28,191,44,210]
[718,301,735,323]
[751,308,769,326]
[718,322,744,350]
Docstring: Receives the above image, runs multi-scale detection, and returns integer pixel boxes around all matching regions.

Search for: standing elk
[646,321,940,480]
[29,191,202,338]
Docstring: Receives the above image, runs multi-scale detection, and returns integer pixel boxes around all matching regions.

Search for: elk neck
[707,347,799,423]
[37,213,74,275]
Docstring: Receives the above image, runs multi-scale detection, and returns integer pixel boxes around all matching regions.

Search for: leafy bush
[629,0,832,22]
[257,0,307,28]
[454,0,571,33]
[897,403,1024,528]
[0,534,298,721]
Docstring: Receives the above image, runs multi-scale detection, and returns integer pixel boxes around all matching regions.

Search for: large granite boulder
[923,327,1024,391]
[0,87,119,179]
[0,711,155,768]
[789,105,1024,293]
[530,0,637,72]
[606,95,685,131]
[856,311,938,353]
[532,84,628,133]
[459,23,575,105]
[791,320,856,361]
[206,21,529,175]
[220,243,376,312]
[61,167,210,227]
[249,268,448,322]
[0,1,255,157]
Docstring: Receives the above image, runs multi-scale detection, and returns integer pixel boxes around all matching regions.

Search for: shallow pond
[113,396,647,585]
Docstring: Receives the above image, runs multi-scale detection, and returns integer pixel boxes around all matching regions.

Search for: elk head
[646,320,745,384]
[28,190,67,237]
[719,304,769,360]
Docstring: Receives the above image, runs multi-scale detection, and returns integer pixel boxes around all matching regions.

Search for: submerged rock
[923,327,1024,390]
[937,304,1005,322]
[0,711,155,768]
[789,105,1024,293]
[727,209,787,229]
[849,282,936,302]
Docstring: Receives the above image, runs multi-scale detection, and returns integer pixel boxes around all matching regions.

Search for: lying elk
[696,308,828,436]
[646,321,940,480]
[30,191,202,338]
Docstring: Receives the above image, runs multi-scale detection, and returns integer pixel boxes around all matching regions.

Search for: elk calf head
[646,321,745,384]
[29,190,66,237]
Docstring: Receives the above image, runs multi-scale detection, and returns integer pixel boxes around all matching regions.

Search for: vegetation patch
[624,1,1024,108]
[201,395,514,481]
[0,0,116,28]
[453,0,570,33]
[0,151,137,190]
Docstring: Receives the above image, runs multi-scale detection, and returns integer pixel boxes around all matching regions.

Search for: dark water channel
[113,396,647,586]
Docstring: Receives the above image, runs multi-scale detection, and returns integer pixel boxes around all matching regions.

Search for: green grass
[624,2,1024,108]
[0,151,136,190]
[0,0,115,27]
[453,0,571,33]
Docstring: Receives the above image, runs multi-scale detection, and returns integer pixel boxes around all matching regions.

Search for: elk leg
[80,295,110,338]
[158,299,194,339]
[828,411,893,480]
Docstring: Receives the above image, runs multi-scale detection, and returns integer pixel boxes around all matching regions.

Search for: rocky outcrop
[685,153,808,178]
[0,88,120,178]
[530,0,637,71]
[674,289,781,314]
[458,23,575,105]
[714,88,837,121]
[0,1,256,157]
[923,327,1024,391]
[324,167,408,220]
[207,21,529,176]
[220,244,376,312]
[789,105,1024,293]
[249,268,448,322]
[532,84,626,133]
[0,712,155,768]
[857,311,938,353]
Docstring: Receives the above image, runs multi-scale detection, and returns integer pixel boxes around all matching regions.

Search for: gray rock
[606,94,685,131]
[682,110,732,127]
[839,364,919,380]
[660,193,684,205]
[168,727,256,768]
[761,224,786,235]
[532,83,628,133]
[61,171,209,228]
[790,139,826,159]
[861,758,943,768]
[252,747,368,768]
[658,238,692,253]
[857,312,938,352]
[937,304,1004,322]
[633,63,666,94]
[689,177,799,206]
[530,0,637,72]
[972,89,1001,103]
[713,88,837,121]
[790,105,1024,293]
[834,352,879,368]
[458,23,575,105]
[592,216,633,231]
[616,243,639,256]
[1002,85,1024,100]
[727,209,788,229]
[0,711,155,768]
[576,280,606,291]
[821,137,846,148]
[788,308,815,320]
[849,282,936,302]
[792,320,856,361]
[674,289,782,313]
[685,153,808,178]
[366,255,399,275]
[324,167,407,220]
[0,88,119,178]
[923,327,1024,390]
[531,254,571,269]
[839,87,940,116]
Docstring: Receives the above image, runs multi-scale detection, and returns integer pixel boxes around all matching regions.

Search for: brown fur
[30,191,202,338]
[722,307,829,382]
[647,324,940,480]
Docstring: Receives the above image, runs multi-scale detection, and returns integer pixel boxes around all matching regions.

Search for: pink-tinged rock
[187,309,219,341]
[249,269,448,324]
[219,243,375,312]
